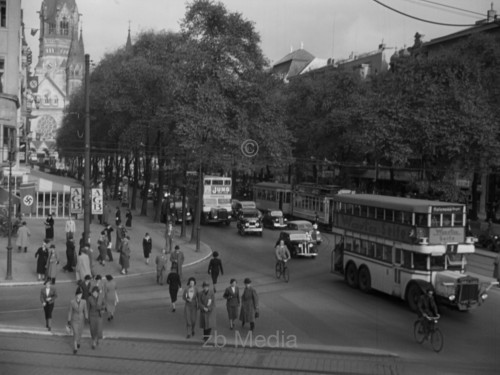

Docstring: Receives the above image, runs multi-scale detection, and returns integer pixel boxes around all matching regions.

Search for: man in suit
[40,283,57,331]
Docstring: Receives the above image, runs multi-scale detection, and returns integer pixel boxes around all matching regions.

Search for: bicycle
[414,314,443,353]
[275,258,289,283]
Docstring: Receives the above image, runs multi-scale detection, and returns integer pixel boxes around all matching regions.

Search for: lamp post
[6,137,15,280]
[196,162,202,252]
[83,54,91,239]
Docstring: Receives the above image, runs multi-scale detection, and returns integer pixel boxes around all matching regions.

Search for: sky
[21,0,497,66]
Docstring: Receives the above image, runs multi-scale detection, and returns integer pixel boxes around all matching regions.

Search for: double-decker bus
[330,194,495,311]
[202,176,232,225]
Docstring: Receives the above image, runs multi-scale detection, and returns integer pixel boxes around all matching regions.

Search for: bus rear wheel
[345,262,358,288]
[358,267,371,293]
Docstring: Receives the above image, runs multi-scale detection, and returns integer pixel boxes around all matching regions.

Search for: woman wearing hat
[40,281,57,331]
[35,240,49,281]
[104,274,119,321]
[88,286,106,349]
[182,277,198,338]
[207,251,223,292]
[68,287,89,354]
[44,212,55,240]
[45,244,59,284]
[223,279,240,330]
[199,281,216,342]
[240,278,259,331]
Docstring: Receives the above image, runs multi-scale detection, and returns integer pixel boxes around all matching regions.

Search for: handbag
[65,324,73,335]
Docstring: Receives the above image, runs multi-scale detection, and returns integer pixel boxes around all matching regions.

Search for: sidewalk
[0,196,211,286]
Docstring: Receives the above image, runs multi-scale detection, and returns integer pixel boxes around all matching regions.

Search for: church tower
[31,0,84,142]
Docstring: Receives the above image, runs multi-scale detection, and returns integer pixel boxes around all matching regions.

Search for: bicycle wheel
[413,320,426,344]
[283,265,290,283]
[431,328,444,353]
[275,262,282,279]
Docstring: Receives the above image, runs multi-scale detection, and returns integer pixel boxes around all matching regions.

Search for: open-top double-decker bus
[330,194,496,311]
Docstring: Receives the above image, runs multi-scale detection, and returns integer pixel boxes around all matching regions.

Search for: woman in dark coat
[239,278,259,331]
[222,279,240,330]
[88,286,106,349]
[63,238,76,272]
[119,236,131,274]
[166,270,182,312]
[182,277,198,338]
[125,209,132,228]
[142,233,152,265]
[198,281,216,342]
[207,251,223,292]
[44,213,55,240]
[35,241,49,281]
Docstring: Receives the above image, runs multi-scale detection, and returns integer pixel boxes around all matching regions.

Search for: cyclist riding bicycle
[417,288,440,337]
[275,239,291,267]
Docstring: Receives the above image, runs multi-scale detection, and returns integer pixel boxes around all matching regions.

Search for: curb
[0,325,399,359]
[0,248,213,288]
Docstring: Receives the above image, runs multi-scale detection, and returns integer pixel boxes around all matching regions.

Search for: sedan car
[237,208,263,236]
[277,230,317,258]
[287,220,322,245]
[262,210,287,229]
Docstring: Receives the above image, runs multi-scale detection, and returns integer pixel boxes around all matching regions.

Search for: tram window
[395,211,402,223]
[431,214,440,227]
[402,212,412,225]
[368,207,375,219]
[353,204,360,216]
[382,246,392,262]
[442,214,452,227]
[376,208,384,220]
[454,213,464,227]
[386,209,394,222]
[360,205,368,217]
[285,192,291,204]
[345,204,353,214]
[269,191,276,201]
[415,213,427,226]
[413,253,428,271]
[402,251,412,268]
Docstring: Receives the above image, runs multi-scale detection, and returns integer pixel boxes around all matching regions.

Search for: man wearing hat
[170,245,185,280]
[68,287,89,354]
[240,278,259,331]
[199,281,216,342]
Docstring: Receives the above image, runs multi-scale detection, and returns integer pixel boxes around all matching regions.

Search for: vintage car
[237,208,263,236]
[232,200,259,218]
[287,220,322,245]
[277,230,317,258]
[173,201,192,224]
[262,210,287,229]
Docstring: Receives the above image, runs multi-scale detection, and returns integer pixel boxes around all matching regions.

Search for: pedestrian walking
[67,287,89,354]
[155,248,168,285]
[40,282,57,331]
[44,212,55,240]
[81,244,95,276]
[166,269,182,312]
[104,224,114,261]
[16,221,30,253]
[494,251,500,284]
[199,281,216,342]
[35,240,49,281]
[45,244,59,284]
[102,203,109,226]
[92,274,104,294]
[119,235,131,274]
[65,215,76,240]
[97,231,108,266]
[240,278,259,331]
[75,249,91,282]
[207,251,223,292]
[165,221,173,252]
[88,286,106,349]
[63,237,77,272]
[170,245,185,280]
[223,279,240,330]
[115,206,121,226]
[125,209,132,228]
[182,277,198,339]
[116,224,126,253]
[142,232,152,265]
[104,274,119,321]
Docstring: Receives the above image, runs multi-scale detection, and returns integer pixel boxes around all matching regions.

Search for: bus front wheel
[345,262,358,288]
[406,283,423,312]
[358,267,371,293]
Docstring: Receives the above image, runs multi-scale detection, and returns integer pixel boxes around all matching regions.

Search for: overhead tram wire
[402,0,484,19]
[371,0,482,27]
[416,0,485,17]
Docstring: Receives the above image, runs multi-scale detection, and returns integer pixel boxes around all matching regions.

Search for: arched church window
[60,18,69,36]
[49,23,56,34]
[43,91,50,105]
[52,96,59,106]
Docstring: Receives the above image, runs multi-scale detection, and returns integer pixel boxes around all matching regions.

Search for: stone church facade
[30,0,84,145]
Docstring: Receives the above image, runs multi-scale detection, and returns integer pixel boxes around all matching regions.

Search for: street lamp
[83,54,91,239]
[6,136,15,280]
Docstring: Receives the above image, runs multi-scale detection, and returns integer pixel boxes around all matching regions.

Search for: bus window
[376,208,384,220]
[367,243,374,258]
[205,179,211,185]
[443,214,452,227]
[360,240,367,255]
[345,204,353,214]
[453,213,464,227]
[361,205,368,217]
[394,248,402,264]
[345,237,353,251]
[375,243,383,260]
[402,212,412,225]
[430,255,445,271]
[413,253,428,270]
[354,239,361,253]
[353,204,360,216]
[446,254,465,271]
[395,211,402,223]
[368,207,376,219]
[431,214,440,227]
[382,245,392,262]
[386,209,394,222]
[212,180,223,185]
[415,213,427,227]
[402,250,412,268]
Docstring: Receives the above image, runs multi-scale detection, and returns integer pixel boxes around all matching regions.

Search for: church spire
[126,21,132,51]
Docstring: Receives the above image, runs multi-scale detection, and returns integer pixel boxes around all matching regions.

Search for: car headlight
[481,293,488,300]
[245,222,249,227]
[448,295,456,301]
[213,215,218,219]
